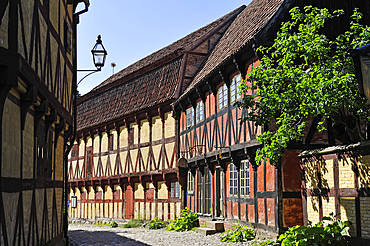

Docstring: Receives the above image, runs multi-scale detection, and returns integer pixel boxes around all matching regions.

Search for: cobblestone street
[68,224,271,246]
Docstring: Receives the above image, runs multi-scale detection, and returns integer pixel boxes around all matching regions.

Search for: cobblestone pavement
[68,224,274,246]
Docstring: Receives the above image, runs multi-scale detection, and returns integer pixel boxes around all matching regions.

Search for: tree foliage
[237,6,370,165]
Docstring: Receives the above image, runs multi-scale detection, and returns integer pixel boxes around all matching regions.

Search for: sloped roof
[90,5,245,92]
[77,58,182,130]
[179,0,286,100]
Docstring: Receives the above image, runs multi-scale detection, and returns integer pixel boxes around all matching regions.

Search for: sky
[76,0,252,95]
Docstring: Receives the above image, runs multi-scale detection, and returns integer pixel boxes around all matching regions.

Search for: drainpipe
[63,0,90,243]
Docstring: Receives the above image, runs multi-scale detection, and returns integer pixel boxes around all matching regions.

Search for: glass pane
[241,187,244,196]
[234,188,237,195]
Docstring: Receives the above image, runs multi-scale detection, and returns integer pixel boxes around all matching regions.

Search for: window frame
[195,100,203,123]
[170,181,180,198]
[186,107,194,128]
[188,171,194,194]
[218,83,228,110]
[229,163,238,197]
[230,73,242,103]
[240,160,250,197]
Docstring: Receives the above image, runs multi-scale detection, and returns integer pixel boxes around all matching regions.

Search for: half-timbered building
[0,0,85,245]
[67,6,246,222]
[173,0,370,235]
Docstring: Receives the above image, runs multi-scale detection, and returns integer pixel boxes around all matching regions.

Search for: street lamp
[77,34,108,85]
[91,35,107,70]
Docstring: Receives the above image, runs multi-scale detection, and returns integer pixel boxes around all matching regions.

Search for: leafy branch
[236,6,370,165]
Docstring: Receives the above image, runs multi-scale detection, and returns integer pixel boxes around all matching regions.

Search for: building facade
[67,6,245,222]
[173,0,370,235]
[0,0,83,245]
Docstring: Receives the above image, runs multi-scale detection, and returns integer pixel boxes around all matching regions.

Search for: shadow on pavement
[69,229,151,246]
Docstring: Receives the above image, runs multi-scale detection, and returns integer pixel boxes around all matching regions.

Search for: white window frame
[218,83,228,109]
[240,160,250,197]
[170,181,180,198]
[229,163,238,197]
[188,171,194,194]
[195,101,203,123]
[230,73,242,103]
[186,107,194,128]
[229,160,250,198]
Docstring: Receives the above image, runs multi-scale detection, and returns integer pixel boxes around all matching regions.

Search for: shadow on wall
[69,229,150,245]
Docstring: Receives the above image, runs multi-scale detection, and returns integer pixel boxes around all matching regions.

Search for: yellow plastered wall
[86,137,92,147]
[146,202,150,220]
[49,0,59,31]
[120,151,128,173]
[322,197,335,218]
[134,202,139,219]
[321,159,334,189]
[101,132,108,153]
[360,197,370,238]
[2,97,21,178]
[134,183,144,199]
[88,187,95,200]
[170,203,175,220]
[119,126,128,147]
[306,196,320,224]
[105,186,113,199]
[165,142,175,169]
[93,135,100,153]
[339,158,355,188]
[79,139,85,157]
[340,197,357,236]
[23,112,34,179]
[358,155,370,188]
[141,120,150,143]
[152,145,162,171]
[131,123,138,145]
[141,147,149,171]
[110,129,118,150]
[101,155,108,176]
[152,116,162,141]
[164,112,175,138]
[157,182,168,199]
[305,161,318,189]
[55,135,64,180]
[158,203,163,220]
[131,149,138,172]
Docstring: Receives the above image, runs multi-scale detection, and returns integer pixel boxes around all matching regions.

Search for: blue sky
[76,0,252,95]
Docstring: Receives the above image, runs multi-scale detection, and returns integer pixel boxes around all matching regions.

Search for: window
[240,160,250,197]
[195,101,203,123]
[170,181,180,198]
[218,83,228,109]
[229,163,238,196]
[229,160,250,197]
[230,73,242,102]
[188,171,194,193]
[186,107,194,127]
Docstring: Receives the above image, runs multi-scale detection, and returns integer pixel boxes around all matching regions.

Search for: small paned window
[186,107,194,127]
[195,101,203,123]
[170,181,180,198]
[240,160,250,197]
[229,163,238,196]
[188,172,194,193]
[230,74,242,102]
[218,83,228,109]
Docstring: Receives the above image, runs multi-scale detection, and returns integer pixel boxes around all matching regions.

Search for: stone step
[205,221,224,232]
[197,227,217,236]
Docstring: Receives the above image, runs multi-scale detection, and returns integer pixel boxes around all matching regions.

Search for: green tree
[237,6,370,165]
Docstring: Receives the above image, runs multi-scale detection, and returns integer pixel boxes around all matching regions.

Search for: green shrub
[110,221,118,228]
[122,219,143,228]
[166,207,198,232]
[221,222,255,242]
[149,217,165,230]
[278,213,351,245]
